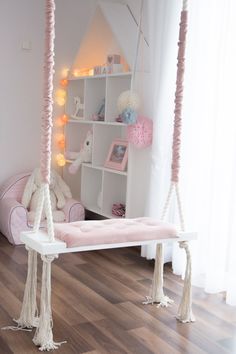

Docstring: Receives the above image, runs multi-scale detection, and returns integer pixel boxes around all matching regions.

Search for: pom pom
[121,108,137,125]
[117,90,140,114]
[127,116,153,148]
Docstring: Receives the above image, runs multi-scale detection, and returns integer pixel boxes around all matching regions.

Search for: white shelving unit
[63,72,150,219]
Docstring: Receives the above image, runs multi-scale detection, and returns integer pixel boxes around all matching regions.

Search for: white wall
[0,0,142,186]
[0,0,96,185]
[0,0,44,185]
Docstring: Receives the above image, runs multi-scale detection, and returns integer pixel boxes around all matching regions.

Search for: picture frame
[104,139,128,171]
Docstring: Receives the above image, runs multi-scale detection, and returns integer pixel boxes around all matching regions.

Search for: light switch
[21,40,32,51]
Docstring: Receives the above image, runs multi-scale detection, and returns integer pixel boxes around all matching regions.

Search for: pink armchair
[0,172,85,245]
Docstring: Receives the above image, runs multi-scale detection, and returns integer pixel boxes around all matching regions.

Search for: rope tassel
[33,255,66,351]
[176,242,195,323]
[2,248,39,331]
[143,244,173,307]
[15,249,39,328]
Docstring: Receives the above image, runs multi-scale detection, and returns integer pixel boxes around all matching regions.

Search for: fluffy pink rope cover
[40,0,55,184]
[171,11,188,183]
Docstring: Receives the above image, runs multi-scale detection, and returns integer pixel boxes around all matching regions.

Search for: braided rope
[40,0,55,185]
[44,185,55,241]
[33,185,45,233]
[161,182,174,221]
[175,183,185,231]
[161,1,188,230]
[171,9,188,183]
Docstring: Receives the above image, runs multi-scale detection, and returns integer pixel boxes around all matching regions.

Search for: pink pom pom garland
[127,116,153,149]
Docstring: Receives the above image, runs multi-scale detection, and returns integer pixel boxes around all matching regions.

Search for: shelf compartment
[66,79,85,118]
[84,77,106,121]
[81,165,103,213]
[92,124,126,167]
[105,75,131,122]
[102,171,127,218]
[65,122,93,154]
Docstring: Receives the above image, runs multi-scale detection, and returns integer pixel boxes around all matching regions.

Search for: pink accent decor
[40,0,55,184]
[127,116,153,149]
[171,11,188,183]
[112,203,126,217]
[104,139,128,171]
[54,217,178,248]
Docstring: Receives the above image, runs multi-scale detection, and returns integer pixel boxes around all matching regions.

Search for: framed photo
[104,139,128,171]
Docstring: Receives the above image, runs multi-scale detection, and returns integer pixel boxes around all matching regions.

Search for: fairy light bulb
[61,67,69,78]
[56,88,66,98]
[56,97,66,106]
[61,114,69,124]
[56,153,66,167]
[57,134,66,149]
[73,69,80,77]
[55,88,67,106]
[60,78,68,88]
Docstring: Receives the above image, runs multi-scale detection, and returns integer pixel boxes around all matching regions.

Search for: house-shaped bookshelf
[63,2,151,220]
[70,2,149,76]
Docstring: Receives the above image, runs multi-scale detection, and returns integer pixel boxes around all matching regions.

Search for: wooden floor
[0,236,235,354]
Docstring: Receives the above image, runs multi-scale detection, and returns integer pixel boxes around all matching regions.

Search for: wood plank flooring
[0,236,235,354]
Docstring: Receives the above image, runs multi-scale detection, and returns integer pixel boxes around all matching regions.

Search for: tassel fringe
[176,241,195,323]
[33,254,66,351]
[143,244,173,307]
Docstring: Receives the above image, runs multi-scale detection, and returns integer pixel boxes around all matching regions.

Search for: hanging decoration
[127,116,153,148]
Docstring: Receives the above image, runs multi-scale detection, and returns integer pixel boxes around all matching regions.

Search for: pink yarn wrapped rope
[40,0,55,184]
[171,11,188,183]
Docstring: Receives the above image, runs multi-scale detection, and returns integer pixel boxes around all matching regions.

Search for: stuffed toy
[21,168,72,223]
[68,130,93,174]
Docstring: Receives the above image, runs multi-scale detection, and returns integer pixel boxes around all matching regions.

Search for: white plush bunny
[68,130,93,174]
[21,168,72,223]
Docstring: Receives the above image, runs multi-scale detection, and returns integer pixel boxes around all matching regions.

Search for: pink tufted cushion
[54,217,178,248]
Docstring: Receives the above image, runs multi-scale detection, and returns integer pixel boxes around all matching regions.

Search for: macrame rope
[171,9,188,183]
[33,185,45,233]
[176,242,195,322]
[161,0,188,231]
[143,244,173,307]
[40,0,55,185]
[33,255,66,351]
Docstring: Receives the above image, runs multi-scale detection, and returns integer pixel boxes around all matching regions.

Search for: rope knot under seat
[41,254,58,263]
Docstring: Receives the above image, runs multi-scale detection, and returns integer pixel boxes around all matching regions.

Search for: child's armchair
[0,172,84,245]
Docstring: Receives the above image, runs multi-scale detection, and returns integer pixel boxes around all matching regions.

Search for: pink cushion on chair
[54,217,178,248]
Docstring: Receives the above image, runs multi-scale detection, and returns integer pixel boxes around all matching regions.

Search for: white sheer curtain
[146,0,236,306]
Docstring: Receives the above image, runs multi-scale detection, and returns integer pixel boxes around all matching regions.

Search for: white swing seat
[20,217,197,255]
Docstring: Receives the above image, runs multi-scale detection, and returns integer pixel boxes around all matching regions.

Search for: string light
[57,134,66,149]
[56,88,66,98]
[56,153,66,167]
[61,67,69,78]
[61,114,69,125]
[73,69,80,77]
[60,78,68,88]
[56,97,66,106]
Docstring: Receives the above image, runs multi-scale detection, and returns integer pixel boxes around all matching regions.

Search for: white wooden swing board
[20,230,197,256]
